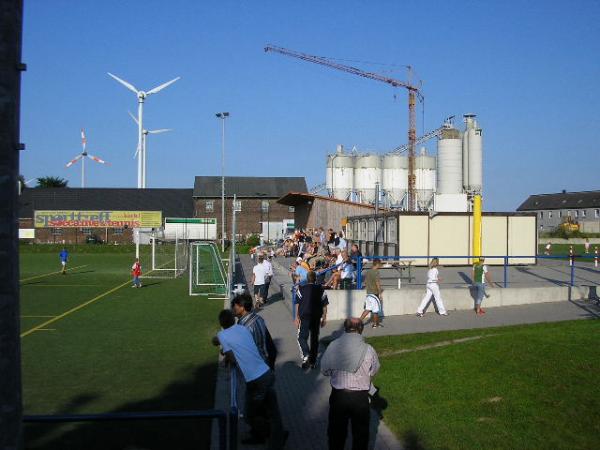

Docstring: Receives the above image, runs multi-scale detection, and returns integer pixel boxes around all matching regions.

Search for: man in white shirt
[214,309,286,447]
[261,254,274,303]
[252,254,268,308]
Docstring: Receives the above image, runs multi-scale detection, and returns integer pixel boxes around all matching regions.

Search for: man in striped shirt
[320,318,380,450]
[232,294,276,370]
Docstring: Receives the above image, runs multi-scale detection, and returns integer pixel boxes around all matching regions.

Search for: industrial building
[18,177,308,244]
[325,114,483,213]
[517,190,600,233]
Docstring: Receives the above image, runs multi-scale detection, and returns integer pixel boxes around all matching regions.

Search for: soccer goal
[189,241,227,296]
[139,230,189,279]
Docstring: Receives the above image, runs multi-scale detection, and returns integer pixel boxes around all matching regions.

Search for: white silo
[415,148,436,209]
[354,154,382,203]
[326,145,355,200]
[382,154,408,207]
[464,114,483,193]
[437,126,463,194]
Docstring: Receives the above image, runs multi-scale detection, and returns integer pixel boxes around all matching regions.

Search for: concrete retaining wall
[325,285,597,320]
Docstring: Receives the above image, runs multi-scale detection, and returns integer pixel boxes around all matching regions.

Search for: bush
[246,234,260,247]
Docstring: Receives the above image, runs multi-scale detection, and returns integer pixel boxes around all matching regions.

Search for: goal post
[189,241,227,296]
[138,229,189,279]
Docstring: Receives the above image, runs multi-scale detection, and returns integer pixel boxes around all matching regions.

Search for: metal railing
[24,409,228,450]
[24,362,241,450]
[354,254,600,289]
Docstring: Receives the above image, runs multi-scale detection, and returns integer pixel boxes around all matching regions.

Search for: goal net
[139,230,189,279]
[189,241,227,296]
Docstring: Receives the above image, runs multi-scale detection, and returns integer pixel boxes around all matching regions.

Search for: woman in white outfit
[416,258,448,317]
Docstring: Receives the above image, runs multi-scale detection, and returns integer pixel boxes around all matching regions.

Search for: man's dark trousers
[328,388,370,450]
[297,317,321,364]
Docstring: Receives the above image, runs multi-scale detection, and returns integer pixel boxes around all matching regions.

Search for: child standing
[131,258,142,288]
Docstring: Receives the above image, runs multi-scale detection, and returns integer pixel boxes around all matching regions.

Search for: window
[581,210,586,218]
[205,200,214,212]
[52,228,63,236]
[567,210,571,217]
[261,200,270,212]
[81,228,92,235]
[234,200,242,212]
[288,206,295,213]
[113,228,124,235]
[574,210,578,218]
[548,211,553,218]
[539,211,543,219]
[559,211,562,218]
[595,209,600,219]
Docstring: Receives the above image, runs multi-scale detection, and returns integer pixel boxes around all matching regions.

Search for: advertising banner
[34,210,163,228]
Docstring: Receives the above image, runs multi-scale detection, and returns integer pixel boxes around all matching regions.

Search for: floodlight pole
[216,112,229,252]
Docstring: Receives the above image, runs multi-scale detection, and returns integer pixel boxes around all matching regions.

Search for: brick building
[193,176,307,240]
[19,188,193,244]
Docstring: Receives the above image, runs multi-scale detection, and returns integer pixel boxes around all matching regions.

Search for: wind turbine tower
[128,111,172,181]
[108,73,180,188]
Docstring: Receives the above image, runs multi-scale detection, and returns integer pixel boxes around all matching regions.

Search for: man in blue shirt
[59,247,69,275]
[214,310,287,448]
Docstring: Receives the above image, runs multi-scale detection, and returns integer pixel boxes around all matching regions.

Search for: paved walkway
[225,255,599,450]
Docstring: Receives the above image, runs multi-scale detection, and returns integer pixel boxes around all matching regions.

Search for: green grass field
[20,247,225,449]
[369,320,600,450]
[538,243,598,260]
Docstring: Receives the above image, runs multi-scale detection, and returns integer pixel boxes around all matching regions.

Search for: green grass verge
[368,320,600,450]
[538,244,598,261]
[20,252,224,449]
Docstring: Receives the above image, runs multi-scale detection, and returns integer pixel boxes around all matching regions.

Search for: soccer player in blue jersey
[59,247,69,274]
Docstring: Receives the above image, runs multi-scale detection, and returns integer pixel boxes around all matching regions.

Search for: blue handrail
[354,254,599,288]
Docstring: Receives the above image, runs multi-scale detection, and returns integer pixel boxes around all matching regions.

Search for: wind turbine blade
[81,129,87,151]
[86,154,109,165]
[107,72,139,94]
[66,154,83,167]
[147,128,172,134]
[134,144,141,159]
[146,76,180,95]
[128,110,140,125]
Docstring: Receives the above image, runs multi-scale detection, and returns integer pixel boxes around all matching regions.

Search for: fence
[354,254,599,289]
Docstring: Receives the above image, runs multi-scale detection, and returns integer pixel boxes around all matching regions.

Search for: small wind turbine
[128,111,172,185]
[65,129,109,188]
[108,72,180,189]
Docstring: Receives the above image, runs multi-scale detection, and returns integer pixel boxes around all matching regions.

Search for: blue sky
[20,0,600,211]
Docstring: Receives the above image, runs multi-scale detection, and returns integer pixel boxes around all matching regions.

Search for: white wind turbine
[108,72,180,188]
[65,129,109,188]
[128,111,172,183]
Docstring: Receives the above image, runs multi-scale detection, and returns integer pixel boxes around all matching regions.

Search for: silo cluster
[325,113,483,211]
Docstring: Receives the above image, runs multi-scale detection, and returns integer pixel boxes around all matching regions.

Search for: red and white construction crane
[265,44,424,210]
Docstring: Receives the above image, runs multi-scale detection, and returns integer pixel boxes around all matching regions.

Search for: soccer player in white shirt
[416,258,448,317]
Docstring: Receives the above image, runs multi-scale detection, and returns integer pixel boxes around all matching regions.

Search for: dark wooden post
[0,0,24,448]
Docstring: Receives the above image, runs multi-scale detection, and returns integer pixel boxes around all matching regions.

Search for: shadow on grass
[24,362,218,450]
[403,429,428,450]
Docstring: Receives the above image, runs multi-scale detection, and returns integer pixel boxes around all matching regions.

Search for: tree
[36,176,68,188]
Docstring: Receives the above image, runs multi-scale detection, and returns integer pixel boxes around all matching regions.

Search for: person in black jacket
[295,271,328,370]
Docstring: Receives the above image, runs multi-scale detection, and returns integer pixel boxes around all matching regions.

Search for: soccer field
[19,247,224,450]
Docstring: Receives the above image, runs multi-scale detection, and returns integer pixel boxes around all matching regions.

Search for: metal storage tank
[354,154,382,203]
[415,149,436,209]
[326,145,355,200]
[382,154,408,207]
[464,114,483,193]
[437,126,463,194]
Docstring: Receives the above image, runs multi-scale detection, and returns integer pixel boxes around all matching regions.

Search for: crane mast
[265,44,423,211]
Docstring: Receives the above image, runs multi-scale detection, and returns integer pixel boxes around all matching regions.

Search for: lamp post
[216,112,229,252]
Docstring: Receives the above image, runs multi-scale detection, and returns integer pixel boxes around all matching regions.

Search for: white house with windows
[517,190,600,232]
